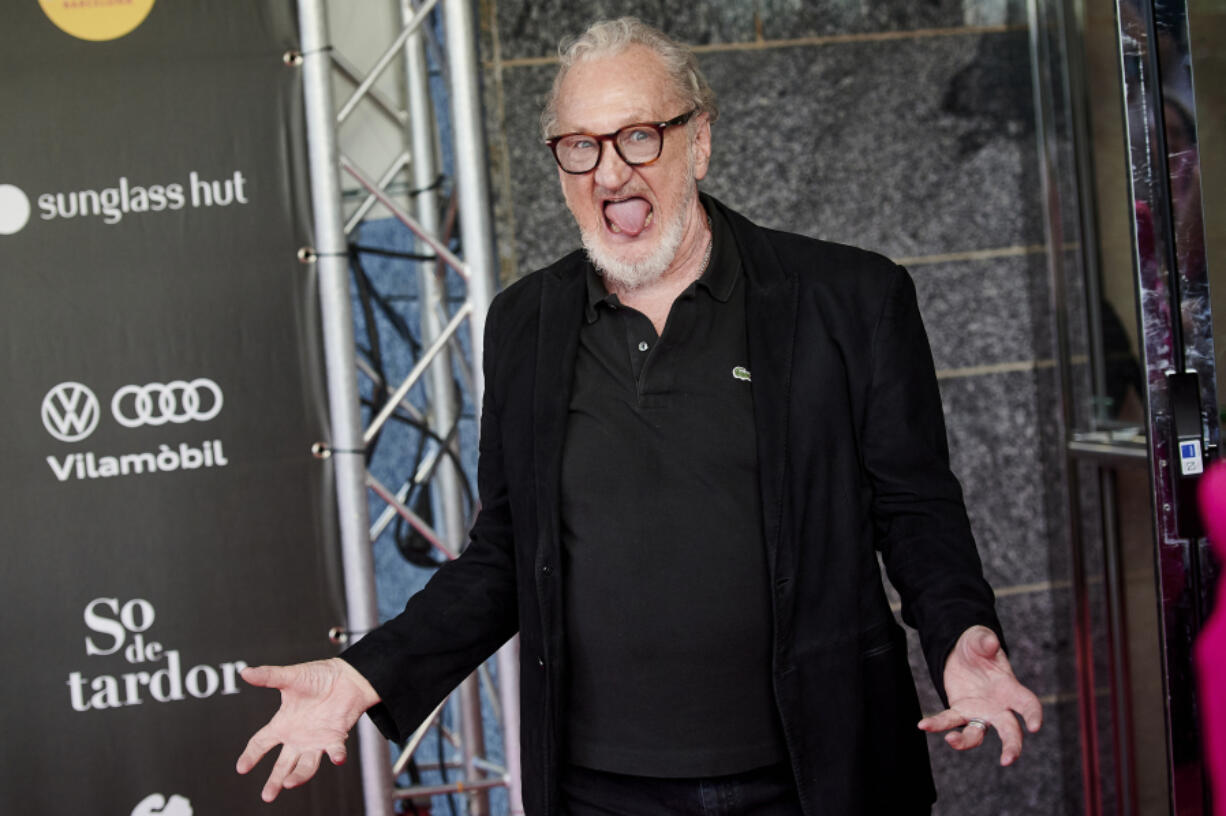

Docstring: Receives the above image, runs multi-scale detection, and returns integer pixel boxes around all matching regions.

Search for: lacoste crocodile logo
[732,366,751,382]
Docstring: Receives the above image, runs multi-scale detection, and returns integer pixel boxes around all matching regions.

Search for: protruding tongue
[604,197,651,236]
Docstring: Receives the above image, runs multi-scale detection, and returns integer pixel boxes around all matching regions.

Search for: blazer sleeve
[340,295,520,743]
[861,265,1004,703]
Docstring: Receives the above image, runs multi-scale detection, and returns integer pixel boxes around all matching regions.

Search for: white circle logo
[42,382,101,442]
[111,378,224,428]
[0,184,31,235]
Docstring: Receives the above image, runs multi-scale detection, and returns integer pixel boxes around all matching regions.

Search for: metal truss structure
[296,1,520,814]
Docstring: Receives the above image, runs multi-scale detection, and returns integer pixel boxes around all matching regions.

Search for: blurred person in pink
[1197,461,1226,816]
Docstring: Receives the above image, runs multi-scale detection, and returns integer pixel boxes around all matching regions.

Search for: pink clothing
[1196,462,1226,816]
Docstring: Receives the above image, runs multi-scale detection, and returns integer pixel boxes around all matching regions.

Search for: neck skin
[603,193,711,336]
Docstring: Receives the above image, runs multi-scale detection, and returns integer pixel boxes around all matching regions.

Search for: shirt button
[637,341,649,352]
[541,564,553,576]
[537,657,545,668]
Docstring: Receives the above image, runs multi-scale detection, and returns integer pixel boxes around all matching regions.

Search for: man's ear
[692,113,713,181]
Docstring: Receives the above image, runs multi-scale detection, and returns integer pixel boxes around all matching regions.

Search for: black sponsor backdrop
[0,3,361,814]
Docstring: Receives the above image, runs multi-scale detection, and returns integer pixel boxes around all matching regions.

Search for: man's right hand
[235,658,381,802]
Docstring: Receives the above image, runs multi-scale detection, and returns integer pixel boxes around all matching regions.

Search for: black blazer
[343,194,1002,815]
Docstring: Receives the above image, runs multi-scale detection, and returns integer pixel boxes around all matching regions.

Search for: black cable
[350,250,391,464]
[405,173,447,197]
[350,245,423,352]
[350,241,427,468]
[393,484,442,569]
[350,242,437,262]
[356,398,477,569]
[395,745,426,815]
[348,214,478,571]
[355,399,476,511]
[350,240,473,504]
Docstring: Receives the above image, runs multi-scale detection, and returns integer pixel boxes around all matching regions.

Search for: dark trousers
[560,762,805,816]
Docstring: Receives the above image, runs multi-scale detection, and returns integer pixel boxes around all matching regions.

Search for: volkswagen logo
[111,378,224,428]
[42,382,101,442]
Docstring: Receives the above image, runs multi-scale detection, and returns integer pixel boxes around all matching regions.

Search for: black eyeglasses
[545,109,697,175]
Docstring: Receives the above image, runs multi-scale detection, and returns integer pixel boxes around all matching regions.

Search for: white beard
[580,154,697,292]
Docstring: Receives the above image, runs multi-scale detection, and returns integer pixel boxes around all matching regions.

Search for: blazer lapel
[533,262,586,560]
[718,199,797,576]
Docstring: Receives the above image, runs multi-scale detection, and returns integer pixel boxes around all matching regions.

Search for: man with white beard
[238,17,1042,815]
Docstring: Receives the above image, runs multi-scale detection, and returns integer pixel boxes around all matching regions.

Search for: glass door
[1031,0,1220,812]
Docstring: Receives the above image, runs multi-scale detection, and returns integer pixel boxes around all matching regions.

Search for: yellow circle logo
[39,0,156,42]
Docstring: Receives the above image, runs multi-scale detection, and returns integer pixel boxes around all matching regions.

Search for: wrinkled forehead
[554,45,684,132]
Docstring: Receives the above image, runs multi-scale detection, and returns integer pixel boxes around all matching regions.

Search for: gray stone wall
[477,1,1081,812]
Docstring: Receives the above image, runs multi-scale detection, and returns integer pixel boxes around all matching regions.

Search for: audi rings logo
[112,379,224,428]
[42,382,102,442]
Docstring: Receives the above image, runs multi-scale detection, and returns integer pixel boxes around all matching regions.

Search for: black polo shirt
[560,203,785,777]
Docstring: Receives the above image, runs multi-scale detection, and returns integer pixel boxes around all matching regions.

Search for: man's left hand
[917,625,1043,766]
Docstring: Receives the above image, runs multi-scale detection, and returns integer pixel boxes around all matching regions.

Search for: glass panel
[1189,0,1224,687]
[1046,0,1219,812]
[1111,462,1168,814]
[1117,1,1216,811]
[1074,456,1167,815]
[1077,1,1147,436]
[1191,1,1226,401]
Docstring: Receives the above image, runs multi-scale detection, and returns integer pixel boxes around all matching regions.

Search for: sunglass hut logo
[0,170,249,235]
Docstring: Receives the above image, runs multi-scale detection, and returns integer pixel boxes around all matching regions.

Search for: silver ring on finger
[965,718,988,730]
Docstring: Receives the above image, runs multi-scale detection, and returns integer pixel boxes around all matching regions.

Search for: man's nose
[592,139,633,190]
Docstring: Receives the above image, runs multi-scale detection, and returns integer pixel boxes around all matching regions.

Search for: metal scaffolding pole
[435,4,523,811]
[401,0,463,623]
[297,0,518,812]
[296,2,395,815]
[402,6,490,815]
[442,0,497,386]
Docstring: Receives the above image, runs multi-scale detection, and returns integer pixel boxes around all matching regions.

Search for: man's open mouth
[603,196,653,237]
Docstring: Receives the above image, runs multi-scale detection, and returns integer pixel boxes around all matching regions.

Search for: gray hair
[540,17,719,139]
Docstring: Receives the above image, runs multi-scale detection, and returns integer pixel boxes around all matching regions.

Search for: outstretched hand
[917,625,1042,766]
[235,658,380,802]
